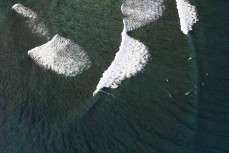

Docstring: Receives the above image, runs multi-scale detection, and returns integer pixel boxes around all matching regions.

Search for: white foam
[12,3,49,38]
[121,0,164,31]
[28,34,91,77]
[93,25,150,95]
[12,4,37,19]
[176,0,198,35]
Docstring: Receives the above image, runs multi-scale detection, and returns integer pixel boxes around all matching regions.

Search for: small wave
[121,0,164,32]
[12,3,49,39]
[28,34,91,77]
[176,0,198,35]
[93,24,150,95]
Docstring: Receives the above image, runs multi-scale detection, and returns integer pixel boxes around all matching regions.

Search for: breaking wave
[12,3,49,39]
[121,0,164,32]
[28,34,91,77]
[93,0,167,95]
[176,0,198,35]
[93,25,150,95]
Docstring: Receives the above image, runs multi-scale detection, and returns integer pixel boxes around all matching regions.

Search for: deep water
[0,0,228,153]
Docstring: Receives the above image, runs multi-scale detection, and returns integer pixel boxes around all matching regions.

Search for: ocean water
[0,0,228,153]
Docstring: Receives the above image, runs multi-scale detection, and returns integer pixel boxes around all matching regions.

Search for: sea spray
[28,34,91,77]
[93,25,150,95]
[121,0,164,31]
[176,0,198,35]
[12,3,49,39]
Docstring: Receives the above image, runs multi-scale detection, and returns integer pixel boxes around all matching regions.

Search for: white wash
[121,0,164,31]
[28,35,91,77]
[93,26,150,95]
[12,3,49,38]
[176,0,198,34]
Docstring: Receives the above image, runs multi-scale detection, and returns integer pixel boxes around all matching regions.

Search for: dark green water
[0,0,228,153]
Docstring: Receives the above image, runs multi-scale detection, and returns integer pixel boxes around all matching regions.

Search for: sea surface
[0,0,228,153]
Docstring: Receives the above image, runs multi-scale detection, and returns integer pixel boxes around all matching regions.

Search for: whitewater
[28,35,91,77]
[176,0,198,34]
[121,0,164,32]
[93,0,166,95]
[93,25,150,95]
[12,3,49,39]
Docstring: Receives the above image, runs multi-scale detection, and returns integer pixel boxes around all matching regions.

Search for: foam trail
[28,34,91,77]
[176,0,198,35]
[12,3,49,39]
[93,25,150,95]
[121,0,164,32]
